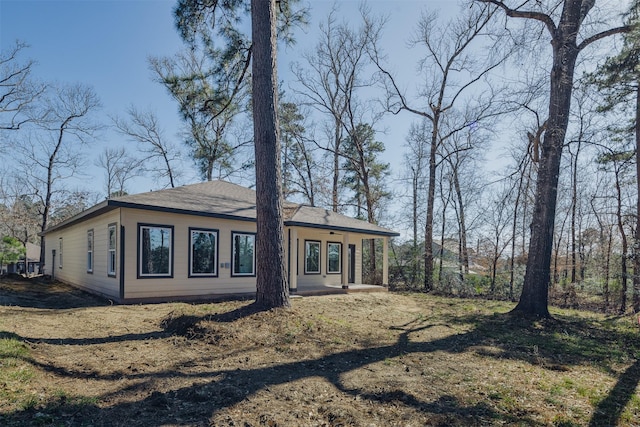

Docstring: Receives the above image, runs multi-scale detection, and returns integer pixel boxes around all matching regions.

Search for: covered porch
[286,225,393,295]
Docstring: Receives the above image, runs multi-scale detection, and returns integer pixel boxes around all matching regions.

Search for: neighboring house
[41,180,399,303]
[6,242,41,276]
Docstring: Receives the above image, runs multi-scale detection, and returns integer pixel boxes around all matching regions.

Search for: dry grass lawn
[1,277,640,426]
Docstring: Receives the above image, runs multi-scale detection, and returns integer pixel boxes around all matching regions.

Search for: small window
[108,224,117,277]
[305,240,321,274]
[87,229,94,273]
[58,238,63,269]
[327,242,341,274]
[232,232,255,276]
[138,224,173,278]
[190,228,218,277]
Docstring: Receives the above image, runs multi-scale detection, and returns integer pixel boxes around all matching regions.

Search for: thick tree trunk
[251,0,289,309]
[512,5,582,318]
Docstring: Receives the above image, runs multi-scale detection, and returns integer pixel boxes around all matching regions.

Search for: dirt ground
[0,276,639,426]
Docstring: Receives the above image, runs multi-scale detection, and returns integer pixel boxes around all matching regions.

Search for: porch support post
[289,228,298,292]
[341,232,349,288]
[383,236,389,286]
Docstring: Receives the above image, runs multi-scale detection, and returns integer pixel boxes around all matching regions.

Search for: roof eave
[40,200,114,236]
[284,220,400,237]
[109,200,256,223]
[40,199,258,235]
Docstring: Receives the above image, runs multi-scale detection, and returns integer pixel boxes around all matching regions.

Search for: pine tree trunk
[251,0,289,309]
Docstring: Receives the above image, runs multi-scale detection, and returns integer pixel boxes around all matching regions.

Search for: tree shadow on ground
[2,304,639,426]
[589,357,640,427]
[0,277,111,309]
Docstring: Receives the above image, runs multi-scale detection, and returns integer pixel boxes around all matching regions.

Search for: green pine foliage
[0,236,25,269]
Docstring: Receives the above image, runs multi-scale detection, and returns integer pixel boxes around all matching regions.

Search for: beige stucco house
[41,180,398,303]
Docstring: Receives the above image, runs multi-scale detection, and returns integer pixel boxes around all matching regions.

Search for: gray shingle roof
[112,180,263,220]
[287,205,398,236]
[43,180,399,237]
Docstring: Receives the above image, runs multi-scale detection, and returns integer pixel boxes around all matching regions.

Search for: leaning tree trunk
[513,10,580,318]
[251,0,290,308]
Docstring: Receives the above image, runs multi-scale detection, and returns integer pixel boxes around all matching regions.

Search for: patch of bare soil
[0,277,639,426]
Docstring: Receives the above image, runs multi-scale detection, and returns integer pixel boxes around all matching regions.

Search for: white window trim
[108,224,117,277]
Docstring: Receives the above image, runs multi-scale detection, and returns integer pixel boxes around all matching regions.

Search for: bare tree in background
[482,184,514,295]
[372,3,507,291]
[587,1,640,311]
[292,5,384,212]
[476,0,630,317]
[596,147,634,313]
[14,83,101,272]
[400,120,430,287]
[502,146,536,301]
[0,41,45,134]
[113,106,180,188]
[440,114,487,282]
[95,146,142,198]
[280,101,318,205]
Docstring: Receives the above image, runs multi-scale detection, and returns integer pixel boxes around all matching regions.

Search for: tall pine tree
[589,1,640,312]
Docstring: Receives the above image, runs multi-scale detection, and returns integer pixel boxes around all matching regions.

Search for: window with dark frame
[138,224,173,277]
[305,240,321,274]
[190,228,218,277]
[232,232,255,276]
[327,242,341,274]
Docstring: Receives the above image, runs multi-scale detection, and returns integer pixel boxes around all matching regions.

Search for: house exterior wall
[120,207,258,300]
[44,206,384,302]
[43,209,121,299]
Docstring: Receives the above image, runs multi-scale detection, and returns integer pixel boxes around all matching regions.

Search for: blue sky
[1,0,183,119]
[0,0,453,199]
